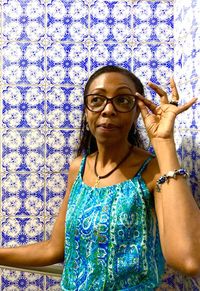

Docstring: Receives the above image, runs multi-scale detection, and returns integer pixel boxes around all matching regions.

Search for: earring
[86,123,90,131]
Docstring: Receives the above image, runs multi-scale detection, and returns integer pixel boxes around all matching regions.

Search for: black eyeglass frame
[84,94,137,113]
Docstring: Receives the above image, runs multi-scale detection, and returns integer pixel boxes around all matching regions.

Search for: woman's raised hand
[136,78,197,141]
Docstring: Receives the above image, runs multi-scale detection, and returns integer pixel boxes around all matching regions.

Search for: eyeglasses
[84,94,136,113]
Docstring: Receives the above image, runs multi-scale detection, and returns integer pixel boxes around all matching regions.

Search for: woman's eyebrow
[90,88,106,93]
[115,86,133,93]
[90,86,133,93]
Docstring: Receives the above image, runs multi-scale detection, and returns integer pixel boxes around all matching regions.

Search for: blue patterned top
[61,155,165,290]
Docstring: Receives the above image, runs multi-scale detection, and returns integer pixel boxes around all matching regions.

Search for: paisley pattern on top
[61,155,165,290]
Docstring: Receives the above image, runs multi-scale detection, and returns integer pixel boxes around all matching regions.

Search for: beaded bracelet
[156,168,189,192]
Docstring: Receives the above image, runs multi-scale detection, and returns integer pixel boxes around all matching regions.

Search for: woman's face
[85,72,139,146]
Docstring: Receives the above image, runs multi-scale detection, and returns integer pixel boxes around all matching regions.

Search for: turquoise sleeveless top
[61,155,165,290]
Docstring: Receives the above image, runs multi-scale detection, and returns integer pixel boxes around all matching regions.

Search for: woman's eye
[90,96,104,105]
[91,97,101,103]
[116,96,129,104]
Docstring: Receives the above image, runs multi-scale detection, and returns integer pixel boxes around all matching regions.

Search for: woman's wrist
[151,137,177,154]
[151,136,175,146]
[151,138,181,173]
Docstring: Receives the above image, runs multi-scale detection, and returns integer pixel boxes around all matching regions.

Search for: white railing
[0,264,63,277]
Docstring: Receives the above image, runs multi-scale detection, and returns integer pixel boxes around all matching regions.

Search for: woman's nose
[101,101,116,115]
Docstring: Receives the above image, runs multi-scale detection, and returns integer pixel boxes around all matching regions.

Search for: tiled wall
[0,0,199,290]
[158,1,200,288]
[173,0,200,206]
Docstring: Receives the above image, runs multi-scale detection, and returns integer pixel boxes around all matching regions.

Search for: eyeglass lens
[85,94,136,112]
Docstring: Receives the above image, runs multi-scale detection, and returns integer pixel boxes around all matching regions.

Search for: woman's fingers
[170,77,179,101]
[176,98,197,114]
[135,92,157,113]
[147,81,168,105]
[136,92,197,116]
[137,99,151,120]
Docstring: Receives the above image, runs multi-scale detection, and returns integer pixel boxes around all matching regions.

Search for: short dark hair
[77,65,144,156]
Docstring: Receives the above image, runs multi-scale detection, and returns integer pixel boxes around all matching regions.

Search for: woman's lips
[97,123,119,131]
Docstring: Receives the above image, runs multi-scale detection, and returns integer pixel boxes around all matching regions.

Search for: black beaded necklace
[94,146,133,187]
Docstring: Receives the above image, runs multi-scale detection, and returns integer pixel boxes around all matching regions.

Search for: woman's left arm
[136,79,200,276]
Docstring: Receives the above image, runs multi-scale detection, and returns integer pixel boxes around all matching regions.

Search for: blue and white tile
[2,42,45,85]
[176,107,195,131]
[1,217,44,247]
[45,216,57,241]
[174,0,199,44]
[174,40,183,74]
[2,172,44,216]
[46,130,79,172]
[193,49,200,79]
[47,0,89,42]
[90,43,132,72]
[90,0,131,42]
[174,79,198,129]
[91,20,131,43]
[46,276,61,290]
[172,129,184,161]
[133,43,174,88]
[2,129,45,172]
[1,269,44,290]
[194,3,200,27]
[174,0,183,25]
[174,0,196,39]
[182,131,200,178]
[47,43,88,85]
[180,1,196,32]
[133,44,154,85]
[193,81,200,126]
[47,86,83,128]
[90,0,111,22]
[158,267,200,290]
[2,0,45,42]
[2,86,45,128]
[133,0,173,43]
[137,127,150,151]
[181,38,196,67]
[46,172,67,216]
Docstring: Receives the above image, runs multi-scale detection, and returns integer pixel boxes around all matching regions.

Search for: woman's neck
[95,142,132,166]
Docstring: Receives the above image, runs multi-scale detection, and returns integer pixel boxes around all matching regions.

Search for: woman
[0,65,200,290]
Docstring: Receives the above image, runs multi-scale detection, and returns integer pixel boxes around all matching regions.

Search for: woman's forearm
[0,239,63,268]
[152,138,180,171]
[152,138,200,275]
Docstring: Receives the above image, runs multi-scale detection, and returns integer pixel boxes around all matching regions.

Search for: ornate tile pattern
[133,1,173,43]
[2,42,45,84]
[0,0,199,289]
[2,86,45,128]
[2,129,45,172]
[1,269,44,290]
[2,172,44,216]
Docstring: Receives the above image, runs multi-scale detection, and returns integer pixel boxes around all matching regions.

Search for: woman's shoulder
[70,152,97,174]
[132,147,160,190]
[68,153,96,187]
[66,155,86,189]
[131,146,155,165]
[69,155,84,173]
